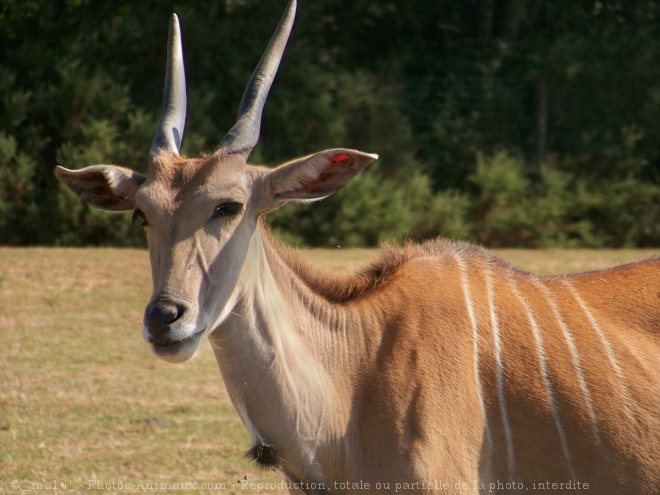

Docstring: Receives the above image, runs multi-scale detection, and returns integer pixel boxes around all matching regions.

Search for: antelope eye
[212,202,243,219]
[132,209,148,227]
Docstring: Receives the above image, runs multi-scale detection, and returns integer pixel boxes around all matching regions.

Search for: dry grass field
[1,246,657,494]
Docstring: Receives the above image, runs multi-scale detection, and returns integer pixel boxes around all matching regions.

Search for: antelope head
[55,0,378,363]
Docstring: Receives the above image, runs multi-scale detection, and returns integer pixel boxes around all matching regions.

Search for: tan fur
[58,146,660,495]
[223,221,659,494]
[149,151,209,187]
[275,235,491,304]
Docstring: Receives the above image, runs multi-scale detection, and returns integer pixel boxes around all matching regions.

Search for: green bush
[0,133,39,244]
[470,151,536,246]
[468,151,660,248]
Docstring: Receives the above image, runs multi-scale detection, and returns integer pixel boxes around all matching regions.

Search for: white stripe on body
[562,280,634,425]
[509,275,576,478]
[485,265,515,479]
[455,253,493,453]
[534,279,602,445]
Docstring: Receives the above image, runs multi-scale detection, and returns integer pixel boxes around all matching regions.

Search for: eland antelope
[55,1,659,493]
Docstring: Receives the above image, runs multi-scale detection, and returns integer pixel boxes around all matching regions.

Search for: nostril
[148,303,179,324]
[145,301,187,338]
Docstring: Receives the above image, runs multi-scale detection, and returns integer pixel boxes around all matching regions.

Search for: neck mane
[259,221,509,304]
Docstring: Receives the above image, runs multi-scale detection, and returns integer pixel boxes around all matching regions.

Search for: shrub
[0,133,39,244]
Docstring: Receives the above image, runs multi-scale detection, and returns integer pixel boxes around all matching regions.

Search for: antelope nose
[144,301,186,342]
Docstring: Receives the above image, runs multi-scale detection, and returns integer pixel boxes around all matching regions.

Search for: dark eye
[212,202,243,219]
[132,209,148,227]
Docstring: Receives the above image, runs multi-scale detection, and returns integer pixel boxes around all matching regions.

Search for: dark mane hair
[262,222,493,304]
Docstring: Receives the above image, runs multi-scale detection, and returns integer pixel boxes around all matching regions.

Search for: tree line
[1,0,658,247]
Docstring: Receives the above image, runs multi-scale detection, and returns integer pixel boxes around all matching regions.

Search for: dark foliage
[1,0,658,247]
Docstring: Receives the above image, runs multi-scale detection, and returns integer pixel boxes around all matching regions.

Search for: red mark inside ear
[331,153,350,163]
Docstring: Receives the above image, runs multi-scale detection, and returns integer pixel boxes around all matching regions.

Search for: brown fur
[258,223,660,493]
[273,233,494,304]
[149,151,212,190]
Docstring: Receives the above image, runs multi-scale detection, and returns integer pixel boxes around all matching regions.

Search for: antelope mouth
[151,327,207,363]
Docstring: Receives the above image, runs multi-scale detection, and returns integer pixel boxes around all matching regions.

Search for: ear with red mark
[55,165,146,212]
[262,149,378,211]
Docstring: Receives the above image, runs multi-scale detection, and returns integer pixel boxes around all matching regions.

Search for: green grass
[1,246,657,494]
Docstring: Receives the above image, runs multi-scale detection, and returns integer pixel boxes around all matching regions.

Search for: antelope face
[134,153,254,362]
[55,152,256,363]
[55,0,377,363]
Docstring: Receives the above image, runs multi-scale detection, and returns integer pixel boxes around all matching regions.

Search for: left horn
[221,0,297,158]
[150,14,187,157]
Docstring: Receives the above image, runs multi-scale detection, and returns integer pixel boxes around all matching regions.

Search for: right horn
[150,13,187,158]
[220,0,297,158]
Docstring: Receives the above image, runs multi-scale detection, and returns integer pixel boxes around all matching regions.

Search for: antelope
[55,1,659,494]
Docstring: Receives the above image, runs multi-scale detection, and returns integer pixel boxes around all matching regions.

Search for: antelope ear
[260,149,378,212]
[55,165,146,212]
